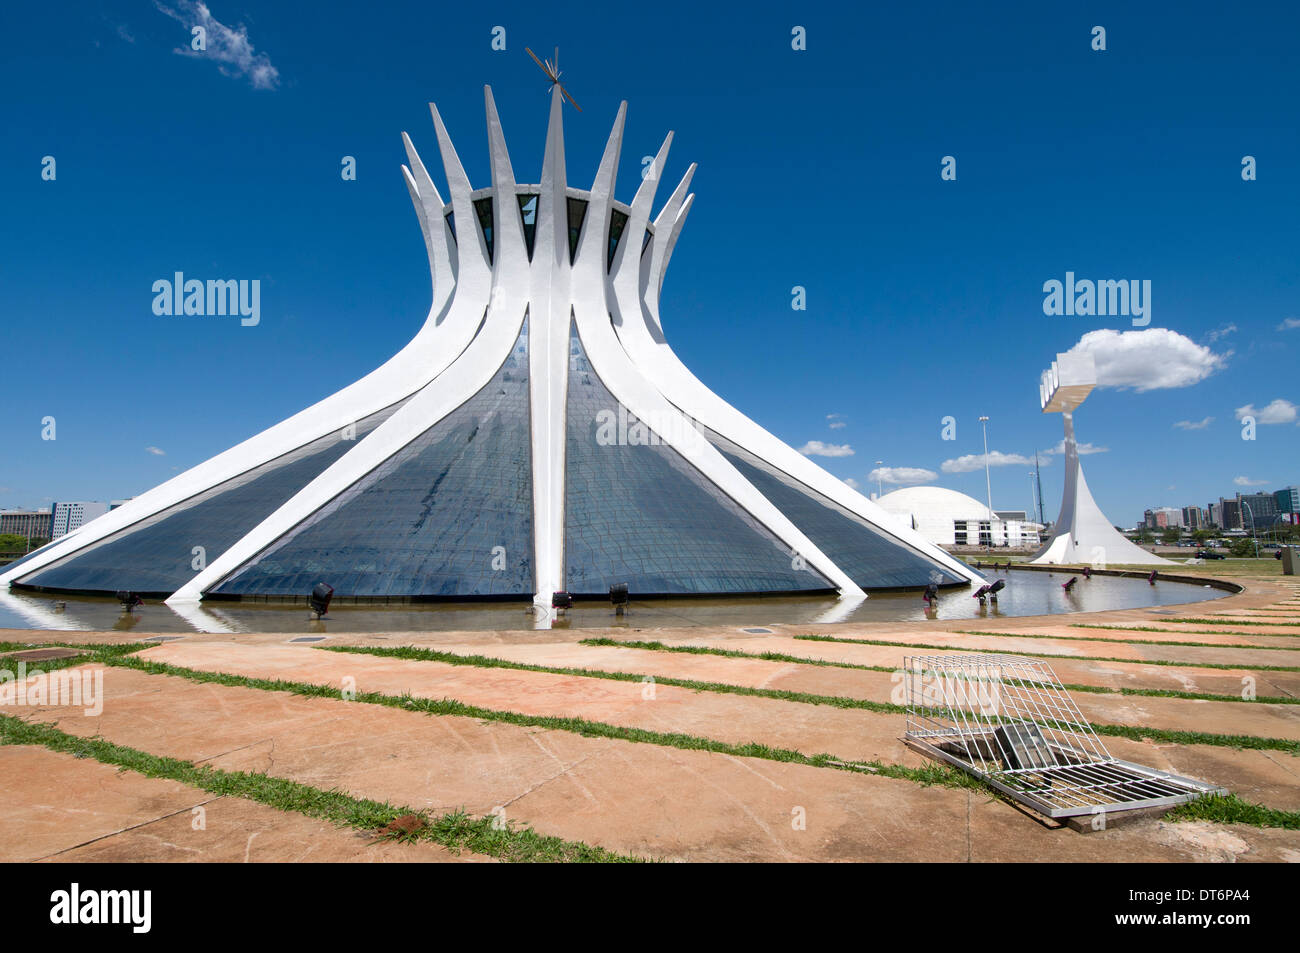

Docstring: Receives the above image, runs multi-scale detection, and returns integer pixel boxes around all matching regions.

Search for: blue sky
[1,1,1296,527]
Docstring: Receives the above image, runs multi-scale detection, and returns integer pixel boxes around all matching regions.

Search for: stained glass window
[564,326,831,595]
[16,403,406,595]
[706,430,966,590]
[213,316,534,598]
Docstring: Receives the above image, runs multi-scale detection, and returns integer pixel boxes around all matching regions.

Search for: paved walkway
[1,568,1296,861]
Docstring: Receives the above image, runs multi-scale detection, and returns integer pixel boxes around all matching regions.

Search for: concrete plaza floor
[2,566,1298,862]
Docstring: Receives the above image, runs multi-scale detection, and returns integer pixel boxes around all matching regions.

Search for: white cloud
[1234,476,1270,487]
[146,446,166,456]
[1062,328,1227,392]
[1278,317,1300,330]
[798,441,854,458]
[1173,417,1213,431]
[941,451,1035,474]
[868,466,938,486]
[843,477,861,490]
[155,1,280,89]
[1205,323,1237,343]
[826,413,846,430]
[1041,440,1107,456]
[1234,399,1297,425]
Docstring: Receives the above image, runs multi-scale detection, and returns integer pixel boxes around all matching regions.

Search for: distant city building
[50,501,110,540]
[1216,498,1243,531]
[0,509,52,540]
[1144,506,1183,529]
[1275,486,1299,516]
[1237,492,1280,531]
[1182,506,1206,531]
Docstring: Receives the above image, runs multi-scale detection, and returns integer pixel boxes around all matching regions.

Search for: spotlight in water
[1148,571,1158,586]
[308,582,334,620]
[116,590,142,612]
[1062,576,1078,591]
[973,584,991,604]
[987,579,1006,603]
[609,583,629,616]
[551,590,573,614]
[923,583,939,606]
[1083,566,1092,579]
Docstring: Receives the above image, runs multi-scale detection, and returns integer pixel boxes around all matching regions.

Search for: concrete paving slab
[0,745,483,863]
[11,664,1300,861]
[662,633,1300,698]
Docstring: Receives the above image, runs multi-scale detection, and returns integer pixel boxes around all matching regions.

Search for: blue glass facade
[16,404,405,595]
[213,317,534,598]
[564,326,831,595]
[705,430,965,589]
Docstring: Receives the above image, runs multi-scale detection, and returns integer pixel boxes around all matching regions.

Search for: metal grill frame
[902,653,1225,819]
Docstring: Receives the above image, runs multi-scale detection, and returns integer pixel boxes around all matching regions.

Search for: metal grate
[902,653,1224,819]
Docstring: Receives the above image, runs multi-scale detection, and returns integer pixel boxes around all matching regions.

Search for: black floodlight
[1062,576,1078,592]
[609,583,629,615]
[116,590,143,611]
[309,582,334,619]
[551,590,573,611]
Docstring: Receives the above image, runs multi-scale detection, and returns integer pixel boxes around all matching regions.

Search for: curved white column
[527,88,575,609]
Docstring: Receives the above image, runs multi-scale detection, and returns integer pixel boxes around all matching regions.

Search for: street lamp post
[979,415,994,548]
[1241,501,1259,557]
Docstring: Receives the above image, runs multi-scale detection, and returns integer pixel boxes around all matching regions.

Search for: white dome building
[876,487,1040,549]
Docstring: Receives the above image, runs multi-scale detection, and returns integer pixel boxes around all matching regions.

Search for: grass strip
[0,640,149,675]
[312,641,1299,754]
[11,642,1293,832]
[321,643,902,714]
[1164,793,1300,830]
[1148,618,1300,628]
[1071,624,1300,641]
[98,652,987,789]
[791,632,1300,673]
[0,712,636,862]
[957,628,1300,650]
[579,638,1299,705]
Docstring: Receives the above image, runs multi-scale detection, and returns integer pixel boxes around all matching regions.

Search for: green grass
[321,643,903,714]
[1071,624,1300,640]
[959,628,1300,650]
[1132,617,1300,628]
[0,713,636,862]
[791,633,1300,673]
[0,640,149,675]
[1164,793,1300,830]
[6,639,1295,834]
[579,638,1300,705]
[315,641,1300,755]
[99,651,990,789]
